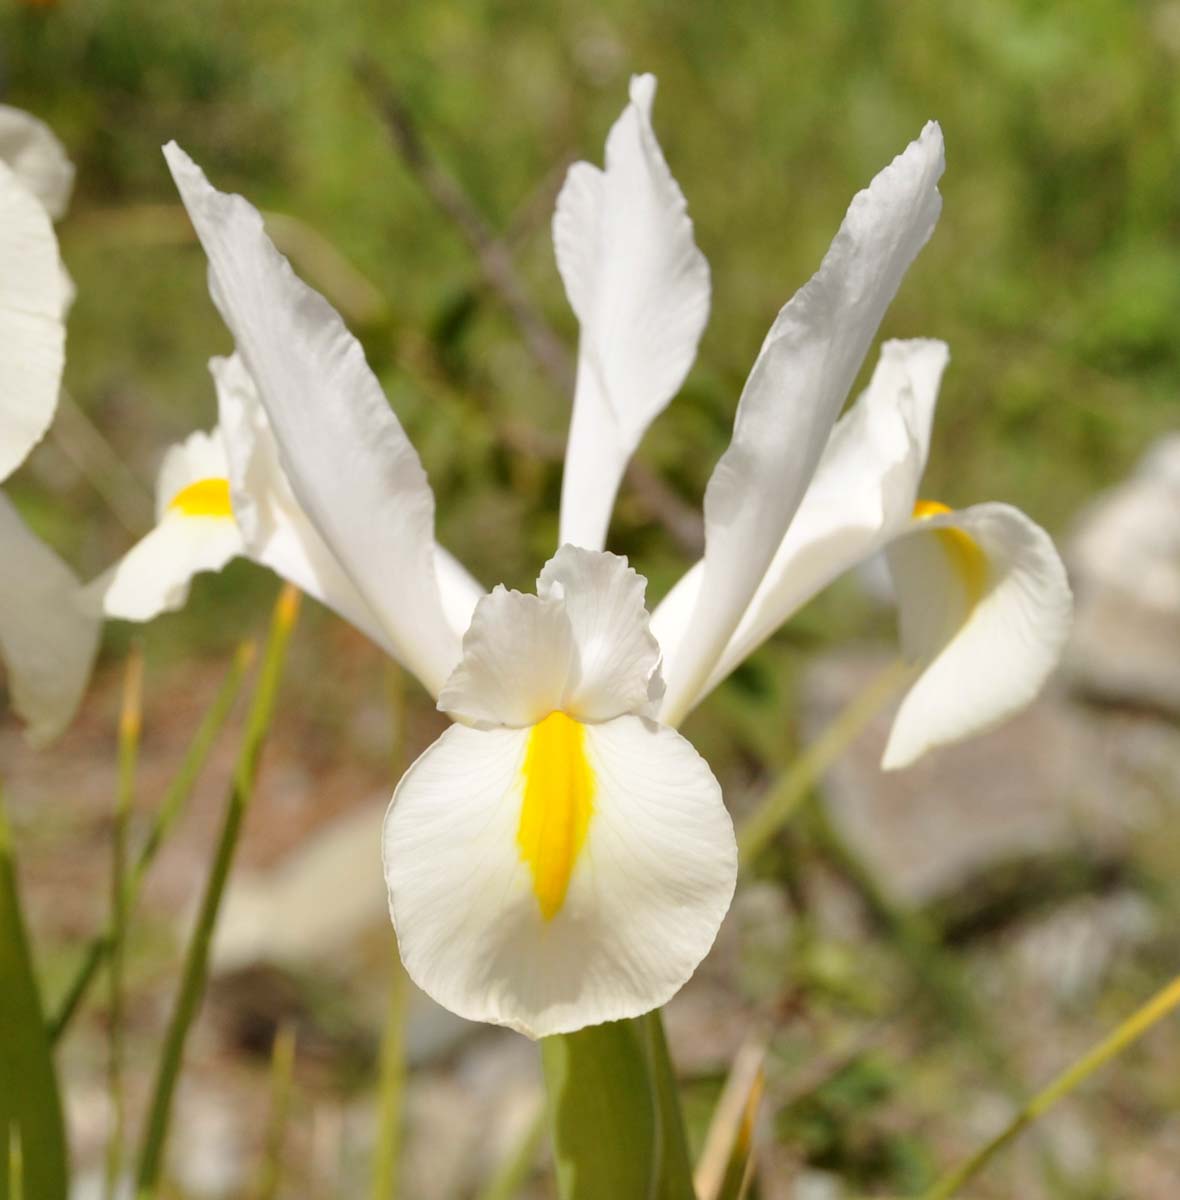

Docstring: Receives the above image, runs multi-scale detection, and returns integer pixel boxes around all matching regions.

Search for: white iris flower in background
[0,107,99,746]
[95,75,1070,1035]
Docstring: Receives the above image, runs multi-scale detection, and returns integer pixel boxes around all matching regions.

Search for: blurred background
[3,0,1180,1196]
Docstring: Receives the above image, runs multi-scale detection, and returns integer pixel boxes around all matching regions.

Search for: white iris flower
[95,76,1070,1035]
[0,107,98,745]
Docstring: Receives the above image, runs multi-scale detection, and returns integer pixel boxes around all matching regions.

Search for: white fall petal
[165,143,463,697]
[882,502,1072,769]
[0,158,70,482]
[384,715,733,1039]
[555,73,710,552]
[660,123,945,727]
[0,494,99,747]
[385,546,737,1037]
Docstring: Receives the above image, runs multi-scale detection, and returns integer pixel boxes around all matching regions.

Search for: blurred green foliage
[4,0,1178,644]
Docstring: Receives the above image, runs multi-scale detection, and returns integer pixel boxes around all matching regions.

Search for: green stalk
[369,954,409,1200]
[48,641,254,1044]
[0,786,68,1200]
[255,1021,298,1200]
[105,647,144,1200]
[135,585,300,1197]
[920,972,1180,1200]
[542,1011,695,1200]
[737,659,911,867]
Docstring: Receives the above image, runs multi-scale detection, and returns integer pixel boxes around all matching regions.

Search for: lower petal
[87,511,243,622]
[882,501,1072,769]
[383,714,736,1038]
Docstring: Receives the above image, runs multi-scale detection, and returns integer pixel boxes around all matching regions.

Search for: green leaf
[541,1012,695,1200]
[0,790,68,1200]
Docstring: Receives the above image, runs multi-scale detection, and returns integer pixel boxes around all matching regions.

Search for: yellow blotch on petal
[518,711,594,921]
[168,477,234,519]
[913,500,988,604]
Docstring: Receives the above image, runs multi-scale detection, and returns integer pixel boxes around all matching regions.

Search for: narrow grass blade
[48,640,255,1044]
[542,1013,695,1200]
[694,1036,766,1200]
[135,585,300,1196]
[6,1127,21,1200]
[474,1102,546,1200]
[369,952,409,1200]
[921,972,1180,1200]
[738,659,911,868]
[255,1020,298,1200]
[0,787,68,1200]
[105,646,144,1199]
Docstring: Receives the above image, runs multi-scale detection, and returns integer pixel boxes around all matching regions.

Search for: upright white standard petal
[882,502,1072,769]
[537,546,664,720]
[0,159,70,482]
[0,105,75,221]
[652,339,948,704]
[659,124,945,727]
[164,144,462,696]
[555,74,710,552]
[386,546,735,1037]
[87,430,244,621]
[213,353,482,655]
[437,586,576,728]
[0,493,99,746]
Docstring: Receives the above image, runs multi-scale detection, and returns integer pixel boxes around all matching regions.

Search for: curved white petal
[0,105,74,221]
[164,144,460,697]
[214,353,482,652]
[383,714,735,1038]
[0,492,98,746]
[86,427,244,621]
[652,339,948,704]
[438,586,575,728]
[440,547,662,728]
[660,124,945,727]
[556,74,710,552]
[537,545,663,720]
[0,159,69,482]
[154,427,228,520]
[89,512,244,622]
[882,502,1072,770]
[212,353,482,659]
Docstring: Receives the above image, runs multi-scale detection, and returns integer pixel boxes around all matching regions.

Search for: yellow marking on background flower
[168,477,233,519]
[913,500,988,604]
[518,712,594,921]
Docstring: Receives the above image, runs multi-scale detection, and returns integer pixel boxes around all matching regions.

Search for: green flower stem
[0,785,68,1200]
[370,952,409,1200]
[105,647,143,1200]
[134,585,300,1197]
[920,972,1180,1200]
[542,1010,695,1200]
[737,659,912,868]
[47,641,254,1044]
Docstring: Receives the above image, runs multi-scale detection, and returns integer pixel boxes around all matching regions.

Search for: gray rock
[800,650,1171,908]
[1065,433,1180,714]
